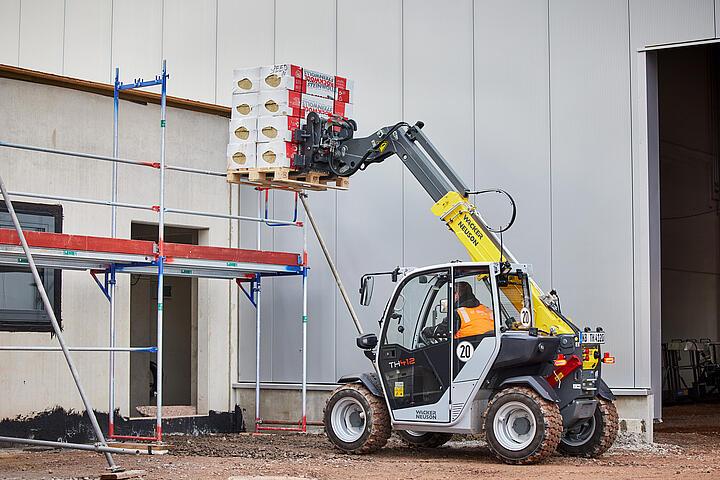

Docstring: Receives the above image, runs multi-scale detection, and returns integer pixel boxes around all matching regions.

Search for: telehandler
[293,114,618,464]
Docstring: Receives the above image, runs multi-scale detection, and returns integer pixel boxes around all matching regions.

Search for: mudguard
[596,377,616,401]
[498,375,560,403]
[337,372,383,397]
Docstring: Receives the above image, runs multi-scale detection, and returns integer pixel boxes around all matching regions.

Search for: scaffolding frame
[0,61,311,470]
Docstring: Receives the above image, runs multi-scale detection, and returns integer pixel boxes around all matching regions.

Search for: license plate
[582,332,605,344]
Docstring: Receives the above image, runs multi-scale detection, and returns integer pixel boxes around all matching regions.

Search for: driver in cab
[422,281,494,341]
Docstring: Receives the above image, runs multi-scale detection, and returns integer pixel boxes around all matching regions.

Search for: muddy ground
[0,403,718,480]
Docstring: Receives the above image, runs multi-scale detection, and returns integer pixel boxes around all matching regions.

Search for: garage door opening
[657,44,720,434]
[130,223,199,417]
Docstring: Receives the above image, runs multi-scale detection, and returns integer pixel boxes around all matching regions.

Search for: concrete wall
[0,78,234,418]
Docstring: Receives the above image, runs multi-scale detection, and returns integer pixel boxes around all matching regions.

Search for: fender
[498,375,560,403]
[337,372,383,397]
[595,377,616,401]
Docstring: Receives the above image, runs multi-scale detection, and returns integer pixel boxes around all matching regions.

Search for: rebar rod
[0,175,118,470]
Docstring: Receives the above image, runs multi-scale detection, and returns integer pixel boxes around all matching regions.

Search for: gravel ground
[0,403,718,480]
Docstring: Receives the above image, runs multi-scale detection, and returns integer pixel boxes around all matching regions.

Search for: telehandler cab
[293,114,618,464]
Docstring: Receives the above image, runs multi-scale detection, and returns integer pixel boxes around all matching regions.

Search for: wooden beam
[0,64,230,118]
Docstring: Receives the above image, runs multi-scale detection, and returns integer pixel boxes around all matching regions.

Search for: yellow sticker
[394,382,404,398]
[378,140,388,153]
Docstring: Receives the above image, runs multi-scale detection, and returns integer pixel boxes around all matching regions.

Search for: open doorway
[657,44,720,433]
[130,223,199,417]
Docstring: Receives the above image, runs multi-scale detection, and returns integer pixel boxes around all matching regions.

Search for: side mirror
[356,333,378,350]
[439,298,448,313]
[359,275,374,306]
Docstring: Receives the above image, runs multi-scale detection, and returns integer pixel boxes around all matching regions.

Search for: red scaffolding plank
[0,228,154,255]
[0,228,301,267]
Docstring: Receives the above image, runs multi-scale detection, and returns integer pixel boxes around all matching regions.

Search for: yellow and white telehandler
[293,114,618,464]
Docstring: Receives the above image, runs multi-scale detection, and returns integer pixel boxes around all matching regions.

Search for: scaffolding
[0,61,312,470]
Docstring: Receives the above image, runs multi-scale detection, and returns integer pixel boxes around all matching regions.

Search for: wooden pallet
[226,167,350,192]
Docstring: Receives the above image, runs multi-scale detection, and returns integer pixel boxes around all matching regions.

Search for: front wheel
[558,398,618,457]
[483,386,562,464]
[397,430,453,448]
[324,383,391,454]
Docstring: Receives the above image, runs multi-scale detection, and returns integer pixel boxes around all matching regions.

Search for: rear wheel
[483,386,562,464]
[324,383,391,454]
[397,430,453,448]
[558,398,618,457]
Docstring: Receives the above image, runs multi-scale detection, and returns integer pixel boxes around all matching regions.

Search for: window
[0,202,63,332]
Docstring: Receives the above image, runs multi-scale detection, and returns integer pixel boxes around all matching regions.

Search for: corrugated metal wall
[1,0,719,391]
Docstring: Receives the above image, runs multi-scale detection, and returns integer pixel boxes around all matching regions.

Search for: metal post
[255,191,262,428]
[254,274,262,428]
[155,59,168,442]
[299,194,364,336]
[109,67,119,438]
[0,436,151,455]
[0,346,157,352]
[0,177,119,471]
[301,206,308,432]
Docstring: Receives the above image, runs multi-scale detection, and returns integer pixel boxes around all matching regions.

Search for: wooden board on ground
[227,168,350,192]
[100,469,147,479]
[106,441,170,455]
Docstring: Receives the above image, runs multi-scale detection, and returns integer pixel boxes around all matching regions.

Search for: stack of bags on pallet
[227,64,354,171]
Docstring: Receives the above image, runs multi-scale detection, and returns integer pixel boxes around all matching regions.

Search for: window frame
[0,201,63,332]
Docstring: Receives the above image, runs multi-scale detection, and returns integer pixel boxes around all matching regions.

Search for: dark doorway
[129,223,198,417]
[657,44,720,411]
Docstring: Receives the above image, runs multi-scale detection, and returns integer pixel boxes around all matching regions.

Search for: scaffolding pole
[299,194,363,336]
[155,59,168,442]
[0,176,119,472]
[109,66,119,440]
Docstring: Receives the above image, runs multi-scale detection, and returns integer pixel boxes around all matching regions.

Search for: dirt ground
[1,403,719,480]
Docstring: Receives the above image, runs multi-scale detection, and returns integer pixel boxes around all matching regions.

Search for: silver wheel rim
[493,401,537,451]
[404,430,425,437]
[563,415,596,447]
[331,397,366,443]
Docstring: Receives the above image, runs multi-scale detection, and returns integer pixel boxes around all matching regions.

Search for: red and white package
[260,64,303,90]
[300,94,353,119]
[227,142,256,169]
[303,68,354,102]
[257,90,302,116]
[229,117,258,142]
[233,67,261,93]
[231,92,259,117]
[257,115,304,142]
[256,141,298,169]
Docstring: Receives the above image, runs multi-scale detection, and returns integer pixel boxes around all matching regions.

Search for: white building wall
[1,0,720,423]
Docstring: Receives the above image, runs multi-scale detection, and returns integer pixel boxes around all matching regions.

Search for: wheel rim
[331,397,366,443]
[563,415,596,447]
[493,401,537,451]
[404,430,425,437]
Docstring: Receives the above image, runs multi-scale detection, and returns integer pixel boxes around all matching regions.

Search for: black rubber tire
[396,430,453,448]
[482,386,563,465]
[323,383,391,454]
[558,397,618,458]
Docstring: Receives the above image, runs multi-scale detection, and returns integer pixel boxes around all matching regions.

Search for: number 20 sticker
[456,341,474,362]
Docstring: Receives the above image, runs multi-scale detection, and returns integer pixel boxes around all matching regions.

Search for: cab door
[377,268,452,423]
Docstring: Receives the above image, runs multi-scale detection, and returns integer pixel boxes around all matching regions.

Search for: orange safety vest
[454,304,494,339]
